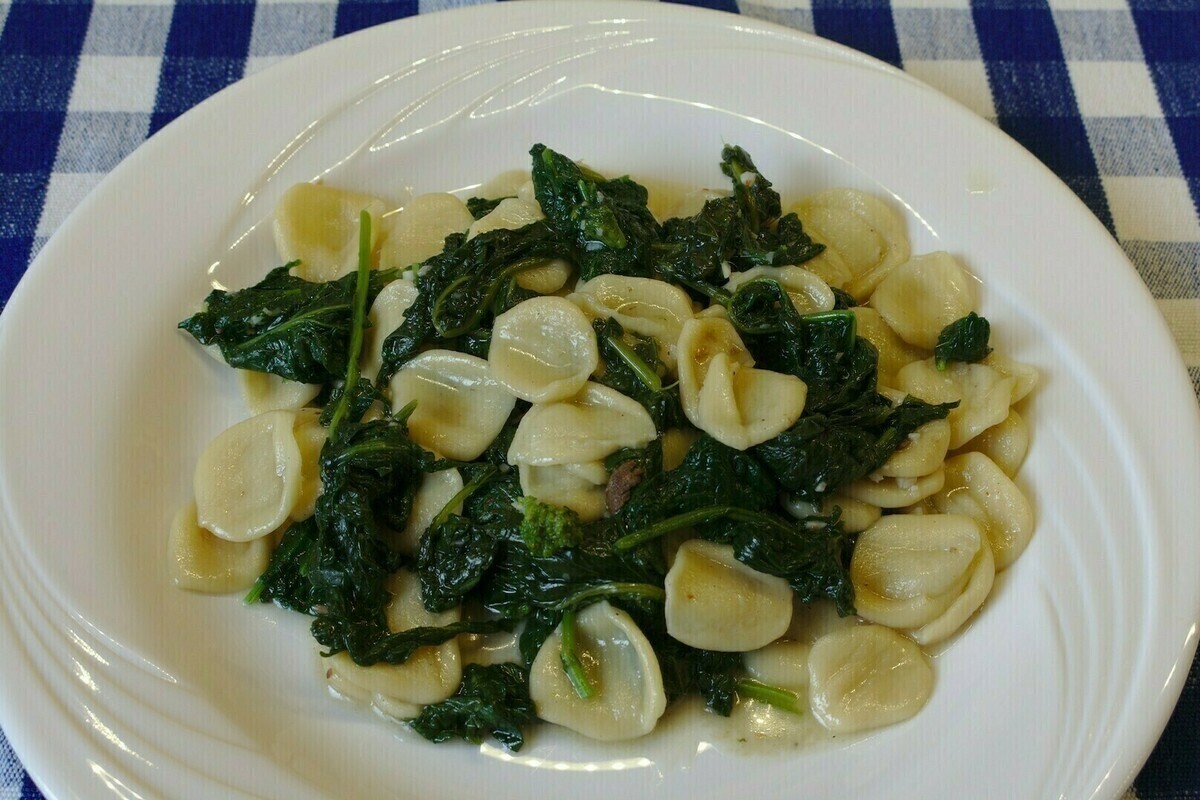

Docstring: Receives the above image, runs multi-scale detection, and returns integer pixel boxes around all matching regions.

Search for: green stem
[550,581,666,612]
[325,210,373,441]
[605,335,663,393]
[431,464,499,529]
[613,505,792,551]
[558,608,595,700]
[735,679,805,715]
[432,257,551,338]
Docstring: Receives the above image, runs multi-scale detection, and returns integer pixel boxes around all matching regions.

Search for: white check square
[1069,61,1163,118]
[68,55,161,114]
[1104,176,1200,243]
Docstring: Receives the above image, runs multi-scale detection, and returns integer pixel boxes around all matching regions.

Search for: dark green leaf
[409,663,536,751]
[935,312,992,369]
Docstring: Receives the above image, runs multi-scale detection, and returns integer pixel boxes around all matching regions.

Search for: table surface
[1,0,1197,797]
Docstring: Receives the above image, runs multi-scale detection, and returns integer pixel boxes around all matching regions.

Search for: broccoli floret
[518,497,583,557]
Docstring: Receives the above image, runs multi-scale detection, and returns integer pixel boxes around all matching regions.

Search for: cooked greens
[189,143,983,752]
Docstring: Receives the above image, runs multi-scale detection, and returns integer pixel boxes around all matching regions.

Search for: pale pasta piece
[460,627,524,668]
[850,514,983,629]
[518,462,608,523]
[389,350,516,461]
[842,467,946,508]
[850,307,928,389]
[879,418,951,479]
[870,252,979,350]
[958,409,1030,477]
[792,189,911,301]
[395,469,464,555]
[569,274,695,346]
[467,197,543,239]
[724,266,836,315]
[807,625,933,734]
[194,409,302,542]
[743,640,812,693]
[326,569,462,719]
[168,502,272,593]
[379,193,473,269]
[530,601,667,741]
[662,427,702,472]
[932,452,1034,570]
[291,409,326,522]
[488,296,599,403]
[896,359,1015,449]
[785,598,861,643]
[360,277,419,383]
[907,537,995,646]
[783,494,881,533]
[664,539,793,652]
[983,352,1040,404]
[676,317,807,451]
[237,370,321,415]
[475,170,532,202]
[508,382,656,466]
[274,183,386,283]
[514,260,573,294]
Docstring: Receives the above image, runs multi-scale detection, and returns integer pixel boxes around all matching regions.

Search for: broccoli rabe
[518,496,584,557]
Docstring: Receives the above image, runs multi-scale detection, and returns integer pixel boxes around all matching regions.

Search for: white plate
[1,3,1197,798]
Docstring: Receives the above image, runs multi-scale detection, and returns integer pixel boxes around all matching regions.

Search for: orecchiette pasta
[676,317,807,451]
[193,409,302,542]
[842,467,946,508]
[325,570,462,719]
[850,307,929,389]
[897,359,1016,450]
[870,252,979,350]
[237,370,321,415]
[807,624,933,734]
[507,382,656,466]
[395,469,464,555]
[568,274,695,347]
[724,266,836,315]
[530,601,667,741]
[792,188,911,300]
[517,462,609,523]
[664,539,793,652]
[389,350,516,461]
[168,502,272,593]
[932,452,1034,570]
[360,277,418,383]
[379,193,473,269]
[957,408,1030,477]
[273,183,386,283]
[488,296,599,403]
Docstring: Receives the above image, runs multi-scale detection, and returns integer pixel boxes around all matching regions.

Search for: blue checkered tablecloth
[1,0,1197,797]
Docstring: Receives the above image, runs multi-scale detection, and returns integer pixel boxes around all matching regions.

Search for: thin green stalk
[613,505,793,551]
[550,581,666,612]
[736,679,805,715]
[431,464,499,529]
[558,608,595,700]
[325,210,373,441]
[605,335,663,392]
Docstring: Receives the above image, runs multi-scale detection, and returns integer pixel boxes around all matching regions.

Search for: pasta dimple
[379,192,473,269]
[569,274,695,348]
[870,252,979,350]
[488,296,599,403]
[507,381,656,466]
[273,183,386,283]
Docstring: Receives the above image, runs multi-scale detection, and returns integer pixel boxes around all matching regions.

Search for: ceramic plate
[1,3,1197,798]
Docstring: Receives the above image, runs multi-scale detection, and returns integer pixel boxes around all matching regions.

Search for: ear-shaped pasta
[529,600,667,741]
[870,252,979,349]
[664,539,793,652]
[676,317,807,451]
[569,274,695,347]
[389,350,516,461]
[906,537,995,646]
[467,197,544,239]
[842,467,945,508]
[932,452,1034,570]
[896,359,1015,449]
[237,371,321,416]
[168,502,273,593]
[514,259,573,294]
[850,513,984,629]
[850,307,928,389]
[361,277,419,384]
[379,193,473,269]
[395,469,464,555]
[783,494,881,533]
[326,569,462,719]
[291,409,326,522]
[194,409,302,542]
[807,625,933,734]
[508,382,656,466]
[792,189,911,301]
[879,418,951,479]
[785,598,862,643]
[661,427,703,472]
[488,296,600,403]
[742,640,811,693]
[274,183,386,283]
[983,353,1040,404]
[518,462,608,523]
[724,266,835,315]
[958,409,1030,477]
